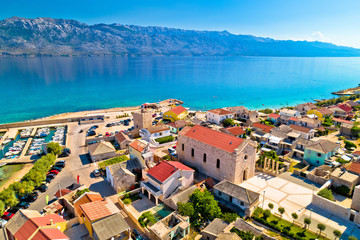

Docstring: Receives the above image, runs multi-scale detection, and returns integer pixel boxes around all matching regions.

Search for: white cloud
[309,31,331,43]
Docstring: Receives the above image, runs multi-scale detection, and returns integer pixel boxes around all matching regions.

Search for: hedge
[155,135,175,144]
[98,155,129,169]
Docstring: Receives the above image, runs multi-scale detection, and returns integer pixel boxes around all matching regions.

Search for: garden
[98,155,129,169]
[155,135,175,144]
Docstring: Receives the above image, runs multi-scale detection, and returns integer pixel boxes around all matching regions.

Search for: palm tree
[304,217,311,229]
[317,223,326,236]
[333,230,341,240]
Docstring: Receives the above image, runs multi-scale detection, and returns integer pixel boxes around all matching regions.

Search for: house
[166,120,189,133]
[295,102,317,115]
[213,180,260,217]
[78,198,120,237]
[330,168,359,194]
[329,104,353,119]
[6,210,68,240]
[164,185,198,210]
[163,105,188,122]
[346,162,360,176]
[91,213,131,240]
[289,124,315,139]
[141,161,194,205]
[225,106,247,119]
[267,113,280,125]
[149,212,190,240]
[201,218,230,240]
[307,108,333,121]
[279,109,301,118]
[297,117,321,129]
[340,123,354,138]
[251,123,274,141]
[132,109,153,137]
[206,109,234,125]
[114,131,131,149]
[73,192,104,218]
[129,139,153,167]
[333,117,353,126]
[303,139,340,166]
[178,125,257,184]
[140,123,172,144]
[222,126,246,138]
[288,116,298,125]
[293,138,314,159]
[106,161,139,193]
[88,142,116,162]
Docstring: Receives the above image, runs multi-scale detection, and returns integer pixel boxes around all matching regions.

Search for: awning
[260,147,272,152]
[340,154,351,162]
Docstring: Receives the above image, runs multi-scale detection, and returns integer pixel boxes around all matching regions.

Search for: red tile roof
[147,161,178,182]
[73,192,103,216]
[54,189,71,198]
[129,140,146,152]
[14,215,66,240]
[226,126,246,136]
[289,124,312,133]
[289,117,298,121]
[114,131,130,143]
[182,125,244,153]
[208,108,234,116]
[337,104,353,112]
[268,113,280,119]
[332,117,352,124]
[32,228,69,240]
[80,198,120,222]
[352,151,360,156]
[347,162,360,175]
[169,105,187,115]
[252,123,274,133]
[168,161,194,171]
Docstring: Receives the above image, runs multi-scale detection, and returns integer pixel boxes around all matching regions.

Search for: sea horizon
[1,55,359,124]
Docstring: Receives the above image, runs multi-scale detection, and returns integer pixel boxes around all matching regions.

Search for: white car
[93,169,100,177]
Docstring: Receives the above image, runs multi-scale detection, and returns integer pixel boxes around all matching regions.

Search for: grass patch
[317,188,334,201]
[253,208,328,240]
[98,155,129,169]
[155,135,174,144]
[138,211,158,227]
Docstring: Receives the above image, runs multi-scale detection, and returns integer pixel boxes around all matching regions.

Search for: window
[218,191,222,196]
[182,144,184,151]
[240,201,244,206]
[244,155,248,161]
[203,153,207,162]
[317,153,322,157]
[191,148,194,157]
[216,159,220,168]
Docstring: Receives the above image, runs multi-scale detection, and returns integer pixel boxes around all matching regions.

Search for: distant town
[0,95,360,240]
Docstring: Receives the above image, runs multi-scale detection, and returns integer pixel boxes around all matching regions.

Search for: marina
[27,126,66,156]
[0,130,31,160]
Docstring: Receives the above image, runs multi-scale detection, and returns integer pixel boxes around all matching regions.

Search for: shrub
[230,228,254,240]
[76,188,90,197]
[222,118,235,127]
[155,135,175,144]
[333,185,351,197]
[123,198,131,205]
[268,203,274,210]
[259,109,273,114]
[344,140,357,150]
[262,209,271,220]
[138,211,157,227]
[278,207,285,216]
[253,207,263,218]
[318,188,334,201]
[98,155,129,169]
[221,212,239,223]
[291,212,298,221]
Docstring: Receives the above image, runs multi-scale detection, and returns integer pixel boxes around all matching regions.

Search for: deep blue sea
[0,56,360,124]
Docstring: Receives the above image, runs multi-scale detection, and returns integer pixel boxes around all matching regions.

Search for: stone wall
[351,185,360,212]
[312,181,360,225]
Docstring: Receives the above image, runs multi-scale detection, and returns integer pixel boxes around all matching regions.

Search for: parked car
[16,202,30,209]
[93,169,100,177]
[59,148,71,158]
[79,129,83,133]
[20,193,38,202]
[106,123,112,127]
[132,229,144,240]
[92,125,99,129]
[36,183,48,192]
[46,174,56,183]
[51,166,62,172]
[87,131,96,136]
[55,161,66,168]
[48,170,59,175]
[1,212,14,220]
[105,132,110,137]
[0,219,7,228]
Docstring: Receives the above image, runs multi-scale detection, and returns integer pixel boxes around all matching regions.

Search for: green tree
[221,212,238,223]
[278,207,285,217]
[178,202,195,218]
[344,140,357,150]
[262,209,271,220]
[291,212,298,222]
[0,188,19,207]
[351,125,360,138]
[268,203,274,211]
[23,170,46,187]
[348,237,358,240]
[259,109,273,114]
[304,217,311,229]
[317,223,326,236]
[189,189,221,222]
[222,118,235,127]
[0,201,5,216]
[47,142,62,155]
[11,181,34,197]
[318,188,334,201]
[333,230,342,240]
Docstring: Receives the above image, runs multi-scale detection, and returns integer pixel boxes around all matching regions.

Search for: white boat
[2,139,11,145]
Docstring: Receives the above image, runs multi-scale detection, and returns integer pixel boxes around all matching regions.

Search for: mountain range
[0,17,359,57]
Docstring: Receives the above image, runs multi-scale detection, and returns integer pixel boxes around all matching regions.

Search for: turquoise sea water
[0,56,360,124]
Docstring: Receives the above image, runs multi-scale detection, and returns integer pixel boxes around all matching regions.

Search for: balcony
[141,181,162,197]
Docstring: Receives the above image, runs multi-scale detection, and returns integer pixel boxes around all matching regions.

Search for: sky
[1,0,360,48]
